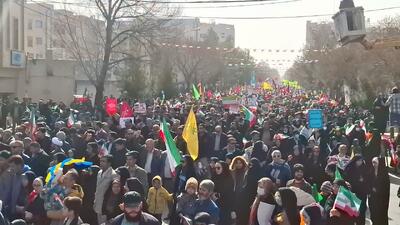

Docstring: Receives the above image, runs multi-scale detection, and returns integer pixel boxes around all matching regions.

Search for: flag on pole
[67,111,75,128]
[99,142,109,157]
[262,82,273,90]
[183,107,199,160]
[160,118,182,174]
[242,105,257,127]
[161,90,166,105]
[192,84,200,100]
[335,167,343,180]
[29,108,37,141]
[333,186,361,217]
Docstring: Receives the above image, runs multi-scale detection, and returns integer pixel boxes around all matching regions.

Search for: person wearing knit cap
[319,181,333,207]
[176,177,198,220]
[286,164,312,194]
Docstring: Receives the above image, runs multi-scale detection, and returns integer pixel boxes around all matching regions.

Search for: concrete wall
[16,59,76,102]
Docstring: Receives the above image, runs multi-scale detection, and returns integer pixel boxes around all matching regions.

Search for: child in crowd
[147,176,173,222]
[176,177,198,218]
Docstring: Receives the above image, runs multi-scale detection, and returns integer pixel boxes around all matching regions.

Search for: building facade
[0,0,25,98]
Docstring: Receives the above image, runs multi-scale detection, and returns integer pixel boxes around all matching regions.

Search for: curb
[389,172,400,185]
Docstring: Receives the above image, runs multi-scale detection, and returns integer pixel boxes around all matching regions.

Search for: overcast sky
[179,0,400,73]
[44,0,400,73]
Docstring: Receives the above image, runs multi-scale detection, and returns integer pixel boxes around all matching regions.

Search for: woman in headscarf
[363,129,381,168]
[230,156,249,225]
[287,145,305,170]
[25,178,50,225]
[174,155,196,195]
[273,187,300,225]
[102,179,124,221]
[344,154,369,225]
[211,161,234,225]
[79,165,100,225]
[251,141,267,166]
[373,94,388,134]
[249,178,277,225]
[368,157,390,225]
[246,158,265,205]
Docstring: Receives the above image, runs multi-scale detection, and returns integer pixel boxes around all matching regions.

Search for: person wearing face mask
[249,178,277,225]
[265,150,291,188]
[109,191,160,225]
[343,154,369,225]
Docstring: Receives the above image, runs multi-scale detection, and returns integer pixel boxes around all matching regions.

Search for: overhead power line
[33,0,301,9]
[175,6,400,19]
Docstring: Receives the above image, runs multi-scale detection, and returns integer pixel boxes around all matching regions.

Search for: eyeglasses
[10,146,21,148]
[215,167,222,170]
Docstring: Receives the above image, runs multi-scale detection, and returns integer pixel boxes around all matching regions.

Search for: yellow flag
[183,107,199,160]
[262,82,273,90]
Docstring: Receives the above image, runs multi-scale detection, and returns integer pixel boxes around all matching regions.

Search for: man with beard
[286,163,312,194]
[109,191,160,225]
[193,180,220,224]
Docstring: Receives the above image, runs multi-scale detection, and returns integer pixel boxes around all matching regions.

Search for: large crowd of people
[0,83,398,225]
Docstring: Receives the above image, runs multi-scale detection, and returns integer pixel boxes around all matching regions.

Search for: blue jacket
[265,162,292,187]
[194,199,220,224]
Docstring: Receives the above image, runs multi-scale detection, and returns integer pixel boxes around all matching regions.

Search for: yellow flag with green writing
[183,107,199,160]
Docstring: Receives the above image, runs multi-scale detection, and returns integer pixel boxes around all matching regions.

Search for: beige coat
[94,167,118,214]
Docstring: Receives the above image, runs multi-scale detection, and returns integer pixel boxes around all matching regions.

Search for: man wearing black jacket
[109,191,160,225]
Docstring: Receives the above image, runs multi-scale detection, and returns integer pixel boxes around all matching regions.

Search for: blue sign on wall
[11,50,24,67]
[308,109,323,129]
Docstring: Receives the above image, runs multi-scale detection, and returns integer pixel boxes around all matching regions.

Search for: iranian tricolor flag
[160,118,182,174]
[67,111,75,128]
[242,105,257,127]
[333,186,361,217]
[29,108,37,141]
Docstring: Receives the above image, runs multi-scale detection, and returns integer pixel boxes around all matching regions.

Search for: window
[27,36,33,47]
[28,20,33,30]
[13,17,19,49]
[35,20,43,29]
[36,37,43,46]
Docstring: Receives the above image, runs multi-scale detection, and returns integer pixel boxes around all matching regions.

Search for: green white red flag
[333,186,361,217]
[160,118,182,174]
[242,105,257,127]
[67,111,75,128]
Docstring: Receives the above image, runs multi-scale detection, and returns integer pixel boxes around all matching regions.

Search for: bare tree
[54,0,178,106]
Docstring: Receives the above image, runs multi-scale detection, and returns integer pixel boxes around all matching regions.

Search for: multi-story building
[164,18,235,46]
[0,0,25,98]
[25,3,53,59]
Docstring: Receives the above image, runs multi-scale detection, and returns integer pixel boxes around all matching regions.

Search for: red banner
[106,98,118,116]
[120,101,133,118]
